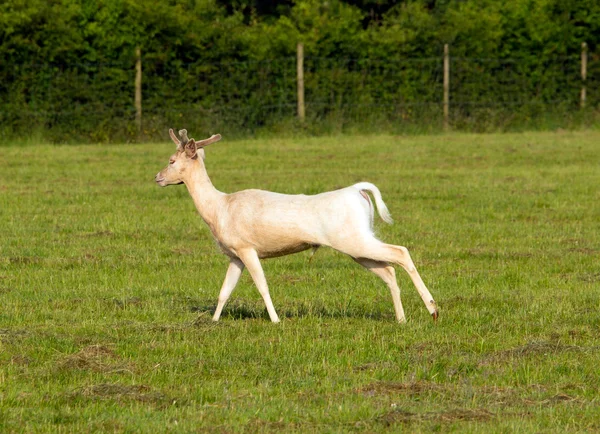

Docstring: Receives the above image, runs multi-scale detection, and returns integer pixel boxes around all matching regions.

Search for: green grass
[1,131,599,432]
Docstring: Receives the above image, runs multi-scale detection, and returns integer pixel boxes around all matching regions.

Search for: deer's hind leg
[339,236,438,320]
[353,258,406,323]
[374,243,438,319]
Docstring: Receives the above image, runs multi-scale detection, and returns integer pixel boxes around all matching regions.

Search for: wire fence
[0,47,598,142]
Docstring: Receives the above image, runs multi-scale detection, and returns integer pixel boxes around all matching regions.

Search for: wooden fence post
[297,42,305,122]
[443,43,450,131]
[581,42,587,109]
[135,47,142,134]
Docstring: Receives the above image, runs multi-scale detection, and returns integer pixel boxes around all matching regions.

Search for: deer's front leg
[237,249,280,323]
[212,258,245,321]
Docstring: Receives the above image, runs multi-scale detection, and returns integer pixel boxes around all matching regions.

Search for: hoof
[431,310,439,322]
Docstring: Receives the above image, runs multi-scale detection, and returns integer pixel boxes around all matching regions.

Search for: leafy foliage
[0,0,599,142]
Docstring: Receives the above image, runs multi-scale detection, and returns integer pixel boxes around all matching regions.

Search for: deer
[155,129,438,324]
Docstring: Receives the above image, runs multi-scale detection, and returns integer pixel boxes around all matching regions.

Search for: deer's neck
[184,160,225,231]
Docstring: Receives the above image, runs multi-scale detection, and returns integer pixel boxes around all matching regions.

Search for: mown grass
[1,131,599,432]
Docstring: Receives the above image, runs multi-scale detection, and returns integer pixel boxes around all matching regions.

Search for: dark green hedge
[1,0,599,142]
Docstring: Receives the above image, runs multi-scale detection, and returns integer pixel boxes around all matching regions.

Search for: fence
[0,43,598,142]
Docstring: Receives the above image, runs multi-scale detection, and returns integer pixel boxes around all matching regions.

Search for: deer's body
[156,129,438,323]
[198,185,379,259]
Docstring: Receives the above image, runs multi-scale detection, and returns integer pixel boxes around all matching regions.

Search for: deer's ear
[184,139,198,159]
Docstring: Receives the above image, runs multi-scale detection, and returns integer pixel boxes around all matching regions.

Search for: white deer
[155,129,438,323]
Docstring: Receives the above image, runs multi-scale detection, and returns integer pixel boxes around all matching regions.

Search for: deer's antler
[178,129,190,145]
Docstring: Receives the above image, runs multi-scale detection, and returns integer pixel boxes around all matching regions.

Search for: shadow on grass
[189,299,390,322]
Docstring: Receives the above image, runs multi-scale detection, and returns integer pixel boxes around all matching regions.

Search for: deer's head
[155,129,221,187]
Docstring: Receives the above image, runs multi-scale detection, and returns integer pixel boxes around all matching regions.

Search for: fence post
[443,44,450,131]
[581,42,587,109]
[135,47,143,134]
[297,42,305,122]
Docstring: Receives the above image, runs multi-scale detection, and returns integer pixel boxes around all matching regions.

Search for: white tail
[156,129,438,324]
[353,182,394,225]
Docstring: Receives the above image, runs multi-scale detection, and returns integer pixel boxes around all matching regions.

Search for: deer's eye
[169,160,175,165]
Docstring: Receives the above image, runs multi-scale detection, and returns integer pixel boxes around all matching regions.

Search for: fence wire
[0,52,598,142]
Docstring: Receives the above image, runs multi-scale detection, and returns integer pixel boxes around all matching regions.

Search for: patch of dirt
[46,298,84,309]
[567,329,588,338]
[10,355,31,366]
[569,247,598,255]
[438,408,494,422]
[111,297,143,308]
[466,248,532,259]
[378,408,494,425]
[0,328,29,343]
[507,341,581,356]
[279,274,308,284]
[73,383,176,407]
[561,237,598,255]
[191,313,223,329]
[359,381,442,397]
[79,230,114,237]
[443,293,490,305]
[549,393,580,403]
[480,341,586,366]
[249,419,296,432]
[353,362,395,372]
[578,272,600,282]
[522,392,583,407]
[57,345,134,374]
[171,247,195,255]
[361,380,586,418]
[7,256,42,265]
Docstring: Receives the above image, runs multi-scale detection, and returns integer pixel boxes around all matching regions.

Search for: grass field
[1,131,599,432]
